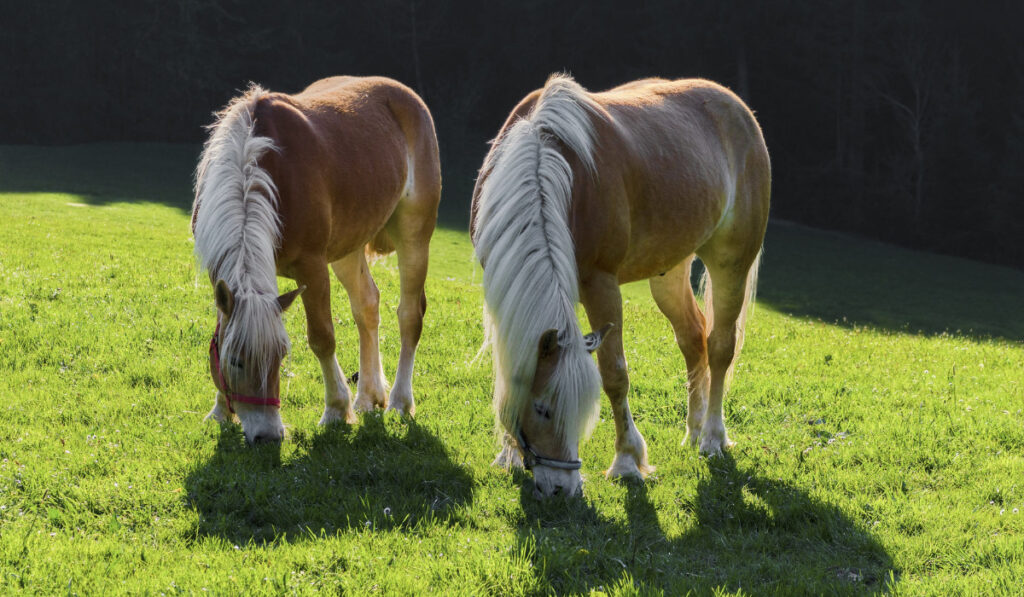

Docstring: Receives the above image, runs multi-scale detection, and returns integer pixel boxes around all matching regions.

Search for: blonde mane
[192,85,289,390]
[474,75,603,451]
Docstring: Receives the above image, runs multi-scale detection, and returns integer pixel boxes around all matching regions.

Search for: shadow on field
[755,220,1024,342]
[183,415,474,545]
[0,144,199,211]
[0,143,478,230]
[514,454,896,594]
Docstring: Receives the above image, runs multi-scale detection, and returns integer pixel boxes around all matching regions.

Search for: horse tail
[191,85,280,291]
[474,74,604,445]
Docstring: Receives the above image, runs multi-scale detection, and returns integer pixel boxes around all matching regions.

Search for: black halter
[514,426,582,471]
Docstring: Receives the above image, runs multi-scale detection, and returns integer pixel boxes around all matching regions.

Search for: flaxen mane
[192,85,289,391]
[474,75,603,451]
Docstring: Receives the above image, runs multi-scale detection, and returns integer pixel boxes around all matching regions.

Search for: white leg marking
[319,354,357,425]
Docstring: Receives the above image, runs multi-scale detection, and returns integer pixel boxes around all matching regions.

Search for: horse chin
[532,466,583,499]
[235,405,286,444]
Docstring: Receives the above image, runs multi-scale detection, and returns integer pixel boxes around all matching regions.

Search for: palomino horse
[472,75,769,497]
[192,76,441,443]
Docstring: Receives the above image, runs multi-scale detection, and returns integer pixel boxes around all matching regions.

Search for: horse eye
[229,357,244,370]
[534,403,551,420]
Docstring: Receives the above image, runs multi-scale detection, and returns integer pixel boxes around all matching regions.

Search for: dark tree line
[3,0,1021,268]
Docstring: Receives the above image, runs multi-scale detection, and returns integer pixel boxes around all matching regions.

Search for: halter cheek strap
[515,426,583,471]
[209,321,281,414]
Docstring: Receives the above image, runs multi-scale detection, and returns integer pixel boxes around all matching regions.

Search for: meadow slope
[1,145,1022,595]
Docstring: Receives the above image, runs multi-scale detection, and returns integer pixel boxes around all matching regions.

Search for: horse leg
[697,261,752,456]
[296,259,357,426]
[204,391,234,423]
[385,198,435,416]
[649,256,710,448]
[581,272,652,479]
[331,252,389,412]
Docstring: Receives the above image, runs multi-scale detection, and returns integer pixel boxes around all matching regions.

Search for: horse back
[577,79,770,281]
[254,77,440,270]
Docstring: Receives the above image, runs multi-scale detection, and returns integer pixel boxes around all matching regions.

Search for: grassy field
[1,144,1023,595]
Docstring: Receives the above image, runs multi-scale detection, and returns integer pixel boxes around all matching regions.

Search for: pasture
[1,144,1023,594]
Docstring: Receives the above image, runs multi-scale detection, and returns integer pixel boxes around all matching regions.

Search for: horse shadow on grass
[754,220,1024,343]
[183,415,474,545]
[513,453,896,594]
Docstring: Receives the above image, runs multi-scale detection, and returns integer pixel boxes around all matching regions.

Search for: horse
[191,76,441,444]
[471,75,770,497]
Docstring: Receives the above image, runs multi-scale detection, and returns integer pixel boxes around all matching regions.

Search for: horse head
[517,323,612,498]
[208,279,304,444]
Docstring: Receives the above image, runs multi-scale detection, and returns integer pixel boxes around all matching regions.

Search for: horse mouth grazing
[233,404,286,445]
[531,465,583,499]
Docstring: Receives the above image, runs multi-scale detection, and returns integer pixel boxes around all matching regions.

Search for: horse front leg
[297,258,357,425]
[581,272,653,479]
[332,253,389,412]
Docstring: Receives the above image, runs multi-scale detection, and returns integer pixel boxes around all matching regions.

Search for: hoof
[492,444,524,469]
[204,403,233,424]
[354,388,388,413]
[385,390,415,417]
[605,452,654,481]
[319,405,357,426]
[698,434,735,457]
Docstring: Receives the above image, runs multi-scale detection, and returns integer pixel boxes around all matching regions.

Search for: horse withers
[471,75,770,497]
[192,77,441,443]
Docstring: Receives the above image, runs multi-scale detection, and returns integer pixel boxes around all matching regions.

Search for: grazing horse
[192,76,441,444]
[471,75,769,497]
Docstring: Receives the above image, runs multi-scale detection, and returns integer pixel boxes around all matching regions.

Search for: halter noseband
[209,320,281,414]
[514,426,582,471]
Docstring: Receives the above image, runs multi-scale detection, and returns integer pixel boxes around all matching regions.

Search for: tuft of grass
[1,144,1022,595]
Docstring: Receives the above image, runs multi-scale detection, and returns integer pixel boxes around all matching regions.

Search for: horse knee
[397,291,426,332]
[353,285,381,330]
[307,330,336,359]
[676,322,706,363]
[707,328,736,371]
[601,358,629,400]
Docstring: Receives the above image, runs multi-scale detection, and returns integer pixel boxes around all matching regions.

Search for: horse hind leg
[384,192,436,416]
[649,256,710,449]
[331,252,390,412]
[696,253,759,456]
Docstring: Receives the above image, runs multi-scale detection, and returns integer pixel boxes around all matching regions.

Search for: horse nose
[251,432,282,444]
[552,485,564,496]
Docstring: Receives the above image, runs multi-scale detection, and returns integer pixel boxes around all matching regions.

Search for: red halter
[209,320,281,414]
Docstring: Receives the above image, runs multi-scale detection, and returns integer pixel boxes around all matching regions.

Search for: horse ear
[583,322,614,353]
[537,329,561,360]
[278,285,306,312]
[214,279,234,319]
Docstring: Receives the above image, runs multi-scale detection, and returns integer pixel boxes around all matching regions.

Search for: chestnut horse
[192,77,440,443]
[471,75,769,497]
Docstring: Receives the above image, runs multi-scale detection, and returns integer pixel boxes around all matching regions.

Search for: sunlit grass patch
[1,146,1022,595]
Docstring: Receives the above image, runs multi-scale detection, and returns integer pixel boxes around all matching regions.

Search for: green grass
[1,144,1023,595]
